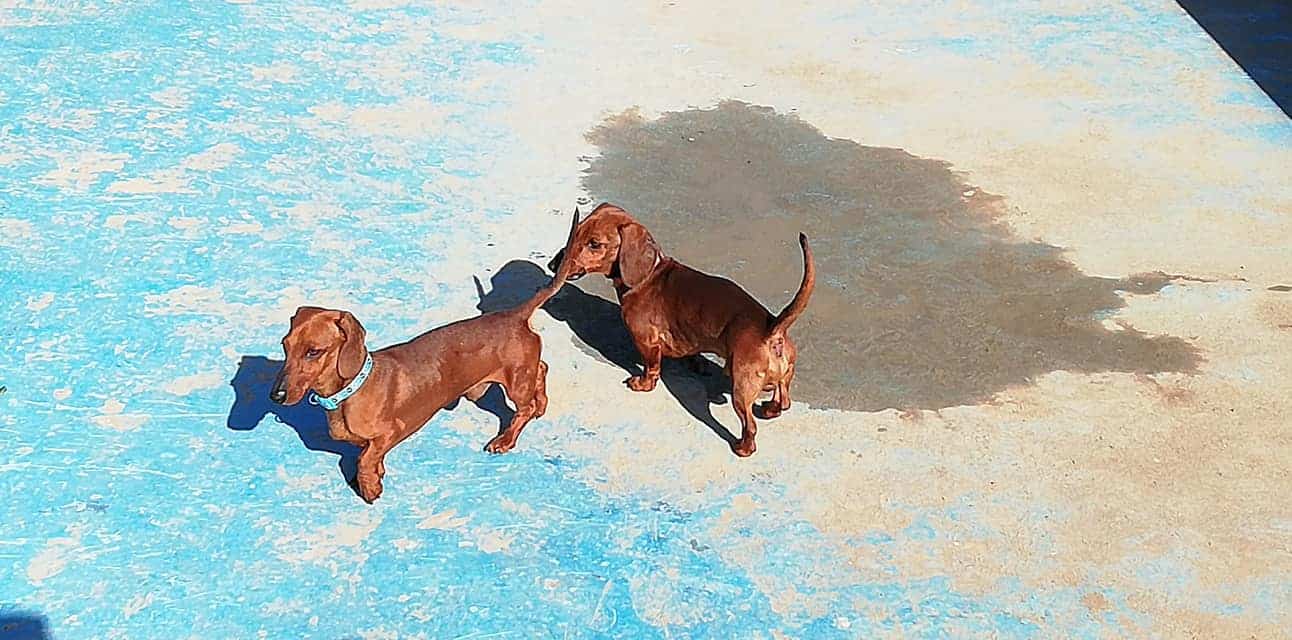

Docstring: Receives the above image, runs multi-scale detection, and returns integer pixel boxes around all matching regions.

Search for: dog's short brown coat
[271,210,582,502]
[549,203,814,456]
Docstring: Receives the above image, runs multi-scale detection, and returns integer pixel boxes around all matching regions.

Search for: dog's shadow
[476,260,738,446]
[227,356,363,493]
[227,356,517,494]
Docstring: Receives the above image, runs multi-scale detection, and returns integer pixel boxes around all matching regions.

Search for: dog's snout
[270,370,290,404]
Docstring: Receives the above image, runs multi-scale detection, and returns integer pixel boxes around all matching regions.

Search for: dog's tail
[518,206,581,318]
[769,233,815,337]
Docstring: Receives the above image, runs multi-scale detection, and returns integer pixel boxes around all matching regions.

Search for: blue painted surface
[5,0,1279,637]
[0,3,1038,637]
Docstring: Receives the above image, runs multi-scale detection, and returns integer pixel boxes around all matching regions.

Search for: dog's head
[270,306,367,405]
[547,203,661,288]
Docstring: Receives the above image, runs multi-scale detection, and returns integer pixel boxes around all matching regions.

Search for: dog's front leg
[626,337,662,392]
[356,433,394,503]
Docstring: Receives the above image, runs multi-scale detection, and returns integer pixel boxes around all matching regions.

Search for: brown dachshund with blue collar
[548,203,815,456]
[269,208,582,502]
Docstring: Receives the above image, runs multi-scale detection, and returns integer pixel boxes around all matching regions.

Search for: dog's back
[621,259,775,358]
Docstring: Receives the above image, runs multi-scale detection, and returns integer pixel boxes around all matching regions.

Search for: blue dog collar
[308,353,373,411]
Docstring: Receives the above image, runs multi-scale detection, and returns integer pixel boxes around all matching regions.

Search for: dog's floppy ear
[616,221,660,288]
[290,305,326,327]
[334,310,368,379]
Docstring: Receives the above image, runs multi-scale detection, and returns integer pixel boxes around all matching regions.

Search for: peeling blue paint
[2,1,1281,638]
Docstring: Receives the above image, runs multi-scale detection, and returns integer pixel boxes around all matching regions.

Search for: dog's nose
[270,387,288,404]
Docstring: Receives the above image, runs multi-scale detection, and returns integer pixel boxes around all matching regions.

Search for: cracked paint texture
[3,1,1290,638]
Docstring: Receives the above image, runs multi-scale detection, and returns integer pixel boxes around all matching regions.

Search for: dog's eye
[588,240,603,250]
[305,348,322,359]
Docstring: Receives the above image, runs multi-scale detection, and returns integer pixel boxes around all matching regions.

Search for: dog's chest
[327,411,359,442]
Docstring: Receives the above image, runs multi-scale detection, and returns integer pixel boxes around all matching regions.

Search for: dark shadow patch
[579,101,1201,413]
[1176,0,1292,118]
[0,610,51,640]
[227,356,361,493]
[475,265,737,445]
[446,381,518,442]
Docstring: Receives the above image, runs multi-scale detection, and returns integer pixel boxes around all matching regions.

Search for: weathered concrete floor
[1,1,1289,638]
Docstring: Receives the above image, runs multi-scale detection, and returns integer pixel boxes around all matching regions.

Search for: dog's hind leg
[463,382,491,402]
[729,360,764,457]
[484,363,541,454]
[533,360,549,417]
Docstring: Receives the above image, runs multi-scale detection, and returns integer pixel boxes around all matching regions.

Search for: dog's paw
[484,434,516,454]
[357,475,383,504]
[625,375,658,392]
[731,438,757,458]
[758,400,783,419]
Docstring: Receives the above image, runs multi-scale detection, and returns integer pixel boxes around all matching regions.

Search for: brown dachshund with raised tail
[548,203,815,457]
[269,208,583,502]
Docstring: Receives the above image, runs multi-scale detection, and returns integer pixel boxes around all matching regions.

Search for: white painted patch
[92,413,147,431]
[498,496,539,519]
[53,388,72,401]
[27,536,79,584]
[143,283,379,331]
[283,200,346,225]
[473,528,514,554]
[150,86,192,110]
[80,136,223,200]
[92,398,146,431]
[349,0,411,9]
[107,169,194,194]
[415,509,469,530]
[26,108,98,132]
[391,537,420,552]
[306,96,453,140]
[104,214,150,230]
[627,570,710,628]
[122,592,155,619]
[0,218,35,247]
[167,216,204,231]
[26,292,54,312]
[34,151,129,191]
[180,142,242,172]
[276,510,384,564]
[143,284,229,316]
[163,371,224,396]
[221,221,263,234]
[250,63,299,84]
[274,465,329,493]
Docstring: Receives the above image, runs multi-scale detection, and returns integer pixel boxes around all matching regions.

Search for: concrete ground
[2,1,1289,638]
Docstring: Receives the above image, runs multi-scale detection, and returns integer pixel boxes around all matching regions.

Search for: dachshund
[548,203,814,456]
[269,208,582,501]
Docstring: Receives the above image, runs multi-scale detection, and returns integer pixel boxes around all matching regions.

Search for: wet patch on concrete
[578,101,1201,412]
